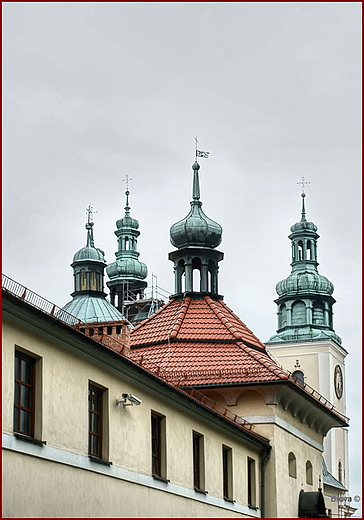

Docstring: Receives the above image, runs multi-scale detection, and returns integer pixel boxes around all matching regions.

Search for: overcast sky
[3,2,361,506]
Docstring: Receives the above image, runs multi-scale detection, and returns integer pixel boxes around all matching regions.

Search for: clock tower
[266,186,349,491]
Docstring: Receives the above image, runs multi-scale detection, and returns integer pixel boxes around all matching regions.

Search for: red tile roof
[130,295,289,385]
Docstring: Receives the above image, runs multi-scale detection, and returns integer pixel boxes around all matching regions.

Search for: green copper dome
[106,189,148,283]
[73,223,106,264]
[266,192,341,346]
[170,162,222,249]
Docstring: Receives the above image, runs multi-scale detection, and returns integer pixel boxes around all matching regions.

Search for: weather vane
[194,136,210,161]
[86,204,97,224]
[297,175,310,196]
[122,174,132,191]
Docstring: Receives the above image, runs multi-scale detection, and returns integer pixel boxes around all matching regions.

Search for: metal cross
[122,174,132,191]
[86,204,97,224]
[297,175,310,195]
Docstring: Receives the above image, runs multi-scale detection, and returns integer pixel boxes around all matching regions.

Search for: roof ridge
[131,298,174,333]
[238,342,289,380]
[204,295,244,340]
[169,296,192,339]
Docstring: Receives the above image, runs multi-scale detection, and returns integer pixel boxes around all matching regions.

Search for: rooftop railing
[2,274,82,326]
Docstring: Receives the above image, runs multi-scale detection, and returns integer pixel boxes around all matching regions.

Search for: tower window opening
[192,258,201,292]
[90,270,97,291]
[80,270,87,291]
[208,260,216,294]
[292,301,305,325]
[107,326,112,335]
[116,325,122,335]
[125,237,130,251]
[313,302,324,325]
[298,241,304,260]
[307,240,312,260]
[338,461,342,483]
[279,304,287,328]
[292,370,304,387]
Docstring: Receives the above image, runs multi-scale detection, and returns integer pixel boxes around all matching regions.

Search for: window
[193,431,205,491]
[292,370,304,387]
[247,457,256,507]
[14,351,35,437]
[90,270,97,291]
[306,460,313,485]
[151,412,166,479]
[288,452,297,478]
[80,270,87,291]
[89,384,103,458]
[222,445,233,500]
[338,461,342,483]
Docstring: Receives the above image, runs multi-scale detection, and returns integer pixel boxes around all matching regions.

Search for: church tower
[266,185,349,491]
[106,187,150,322]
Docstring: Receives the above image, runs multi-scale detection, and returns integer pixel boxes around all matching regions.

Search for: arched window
[338,461,342,483]
[192,257,201,292]
[292,301,306,325]
[306,460,313,485]
[279,304,287,328]
[298,241,304,260]
[80,270,87,291]
[125,237,130,251]
[90,270,97,291]
[307,240,312,260]
[313,301,324,325]
[288,452,297,478]
[292,370,304,387]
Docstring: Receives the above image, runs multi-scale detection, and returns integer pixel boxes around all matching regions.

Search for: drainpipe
[260,445,272,518]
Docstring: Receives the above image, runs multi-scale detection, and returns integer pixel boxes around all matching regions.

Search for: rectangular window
[151,412,166,478]
[222,445,233,500]
[193,431,205,491]
[14,351,35,437]
[89,384,103,458]
[247,457,256,507]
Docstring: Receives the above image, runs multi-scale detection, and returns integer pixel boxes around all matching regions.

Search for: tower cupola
[267,189,341,345]
[62,206,126,323]
[169,158,223,297]
[106,187,148,313]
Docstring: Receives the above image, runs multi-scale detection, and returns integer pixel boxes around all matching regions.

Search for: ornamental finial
[297,175,310,221]
[85,204,97,247]
[122,175,133,216]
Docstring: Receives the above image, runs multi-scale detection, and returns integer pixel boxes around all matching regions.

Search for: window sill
[152,474,170,484]
[194,487,208,495]
[248,505,258,510]
[14,433,46,446]
[223,497,236,504]
[88,455,113,466]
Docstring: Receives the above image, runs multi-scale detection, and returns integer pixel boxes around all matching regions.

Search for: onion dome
[276,271,334,298]
[116,190,139,231]
[170,162,222,249]
[73,222,106,264]
[107,257,147,280]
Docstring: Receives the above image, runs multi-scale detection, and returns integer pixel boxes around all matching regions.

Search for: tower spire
[85,204,97,247]
[297,175,310,222]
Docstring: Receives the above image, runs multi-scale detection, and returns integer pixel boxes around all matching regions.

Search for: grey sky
[3,2,361,507]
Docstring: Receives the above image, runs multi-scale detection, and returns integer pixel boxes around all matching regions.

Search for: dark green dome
[106,258,147,280]
[73,223,105,264]
[276,271,334,297]
[170,162,222,249]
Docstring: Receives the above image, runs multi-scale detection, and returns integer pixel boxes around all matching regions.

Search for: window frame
[88,384,103,459]
[222,445,233,501]
[14,350,36,437]
[288,451,297,479]
[247,457,256,508]
[151,411,166,479]
[193,431,205,492]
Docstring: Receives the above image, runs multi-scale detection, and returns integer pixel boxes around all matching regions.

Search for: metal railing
[2,274,82,326]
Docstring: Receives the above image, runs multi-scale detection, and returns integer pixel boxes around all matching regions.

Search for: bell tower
[266,180,349,492]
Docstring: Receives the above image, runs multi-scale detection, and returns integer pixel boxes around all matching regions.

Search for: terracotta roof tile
[130,295,288,386]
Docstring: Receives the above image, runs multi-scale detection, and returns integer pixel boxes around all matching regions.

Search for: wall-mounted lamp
[116,393,142,408]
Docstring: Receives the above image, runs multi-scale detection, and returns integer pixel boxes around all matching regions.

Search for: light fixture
[116,393,142,408]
